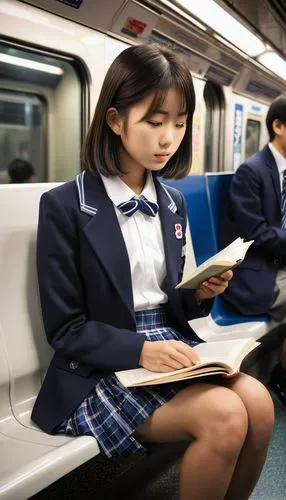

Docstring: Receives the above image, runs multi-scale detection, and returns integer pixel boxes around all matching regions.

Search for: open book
[176,237,254,290]
[115,338,260,387]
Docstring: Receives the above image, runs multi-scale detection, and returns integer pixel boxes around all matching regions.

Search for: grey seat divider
[0,184,100,500]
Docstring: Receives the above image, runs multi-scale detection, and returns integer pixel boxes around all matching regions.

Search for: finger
[165,356,185,370]
[220,270,233,281]
[159,353,184,370]
[175,342,200,364]
[207,275,229,286]
[169,351,192,368]
[202,282,226,293]
[159,364,179,373]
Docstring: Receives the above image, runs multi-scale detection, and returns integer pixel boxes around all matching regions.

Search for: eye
[147,121,162,127]
[176,123,186,129]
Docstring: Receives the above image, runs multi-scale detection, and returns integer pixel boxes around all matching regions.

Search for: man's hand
[195,270,233,301]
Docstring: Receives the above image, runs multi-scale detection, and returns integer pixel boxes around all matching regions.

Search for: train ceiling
[223,0,286,58]
[8,0,286,103]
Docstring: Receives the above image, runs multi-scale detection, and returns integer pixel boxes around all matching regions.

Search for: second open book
[176,237,254,290]
[115,338,260,388]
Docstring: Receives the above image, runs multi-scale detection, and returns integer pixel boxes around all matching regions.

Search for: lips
[154,153,170,160]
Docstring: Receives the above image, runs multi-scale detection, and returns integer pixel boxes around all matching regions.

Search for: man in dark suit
[220,95,286,405]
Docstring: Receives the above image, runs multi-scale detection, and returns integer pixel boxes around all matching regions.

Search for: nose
[159,126,173,148]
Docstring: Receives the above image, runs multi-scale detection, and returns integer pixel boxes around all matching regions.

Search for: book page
[178,263,236,290]
[177,238,254,289]
[214,238,254,263]
[193,338,254,367]
[115,338,259,387]
[135,367,228,386]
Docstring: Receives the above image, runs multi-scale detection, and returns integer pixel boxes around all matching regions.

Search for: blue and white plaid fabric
[117,196,159,217]
[282,170,286,228]
[56,307,199,457]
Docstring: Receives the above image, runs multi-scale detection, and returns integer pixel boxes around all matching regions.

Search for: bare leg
[224,374,274,500]
[135,383,248,500]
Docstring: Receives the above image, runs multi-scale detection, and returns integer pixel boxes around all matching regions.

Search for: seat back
[163,177,215,266]
[165,174,270,325]
[0,325,12,424]
[205,173,233,253]
[0,183,60,425]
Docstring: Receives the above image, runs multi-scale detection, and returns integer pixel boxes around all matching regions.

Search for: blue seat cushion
[212,296,270,326]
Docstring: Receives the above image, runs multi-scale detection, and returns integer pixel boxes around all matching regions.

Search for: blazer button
[69,361,79,370]
[273,259,279,265]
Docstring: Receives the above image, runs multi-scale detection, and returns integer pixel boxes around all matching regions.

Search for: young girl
[32,44,274,500]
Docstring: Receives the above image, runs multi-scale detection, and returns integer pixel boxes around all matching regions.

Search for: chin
[147,163,168,171]
[145,167,164,176]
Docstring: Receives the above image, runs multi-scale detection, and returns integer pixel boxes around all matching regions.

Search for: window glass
[0,91,45,182]
[203,81,225,172]
[0,42,85,183]
[245,119,260,159]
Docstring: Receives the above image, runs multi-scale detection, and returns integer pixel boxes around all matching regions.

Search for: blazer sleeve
[176,191,213,319]
[229,163,286,255]
[37,191,146,372]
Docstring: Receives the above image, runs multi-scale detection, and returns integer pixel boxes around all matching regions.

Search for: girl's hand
[139,340,200,372]
[195,270,233,301]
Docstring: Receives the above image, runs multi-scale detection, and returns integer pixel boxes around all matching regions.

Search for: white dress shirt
[268,142,286,191]
[100,172,168,311]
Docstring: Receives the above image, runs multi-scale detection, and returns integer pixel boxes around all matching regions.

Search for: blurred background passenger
[18,141,30,161]
[7,158,36,183]
[220,95,286,405]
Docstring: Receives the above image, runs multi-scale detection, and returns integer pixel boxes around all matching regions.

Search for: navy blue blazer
[32,170,206,434]
[220,144,286,316]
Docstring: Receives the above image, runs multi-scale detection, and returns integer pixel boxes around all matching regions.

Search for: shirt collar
[100,171,158,207]
[268,142,286,175]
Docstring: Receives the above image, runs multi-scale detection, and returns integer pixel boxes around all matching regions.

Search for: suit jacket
[32,170,206,434]
[220,144,286,316]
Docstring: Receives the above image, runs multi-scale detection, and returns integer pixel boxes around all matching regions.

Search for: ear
[106,107,123,135]
[272,119,284,137]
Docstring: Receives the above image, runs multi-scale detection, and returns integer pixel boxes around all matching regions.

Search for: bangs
[141,69,194,120]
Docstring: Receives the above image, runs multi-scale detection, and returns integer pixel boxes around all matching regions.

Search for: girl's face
[110,87,188,175]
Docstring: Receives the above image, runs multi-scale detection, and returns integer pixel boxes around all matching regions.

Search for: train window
[0,41,87,183]
[245,119,261,159]
[203,81,225,172]
[0,91,46,183]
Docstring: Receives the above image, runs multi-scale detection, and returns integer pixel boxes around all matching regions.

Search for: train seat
[0,184,99,500]
[164,174,275,342]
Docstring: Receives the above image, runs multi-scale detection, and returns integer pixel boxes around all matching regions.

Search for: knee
[248,383,275,443]
[203,394,248,460]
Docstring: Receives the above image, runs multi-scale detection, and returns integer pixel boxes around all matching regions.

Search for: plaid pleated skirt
[56,308,200,458]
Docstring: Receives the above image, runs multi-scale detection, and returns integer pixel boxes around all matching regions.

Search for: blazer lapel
[154,178,184,289]
[265,145,282,212]
[77,171,134,318]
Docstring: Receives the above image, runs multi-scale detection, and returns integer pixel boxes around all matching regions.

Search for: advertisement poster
[121,18,147,38]
[191,109,202,174]
[233,103,243,171]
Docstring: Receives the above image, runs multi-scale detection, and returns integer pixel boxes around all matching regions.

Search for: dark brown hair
[82,44,196,179]
[266,94,286,141]
[7,158,35,183]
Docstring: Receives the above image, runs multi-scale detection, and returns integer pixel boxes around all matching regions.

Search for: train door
[203,81,225,172]
[245,116,262,160]
[0,40,87,183]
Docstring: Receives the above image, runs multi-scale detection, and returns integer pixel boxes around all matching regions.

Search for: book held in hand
[115,338,260,388]
[176,237,254,290]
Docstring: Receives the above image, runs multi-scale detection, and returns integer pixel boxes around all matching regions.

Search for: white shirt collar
[100,171,157,207]
[268,142,286,176]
